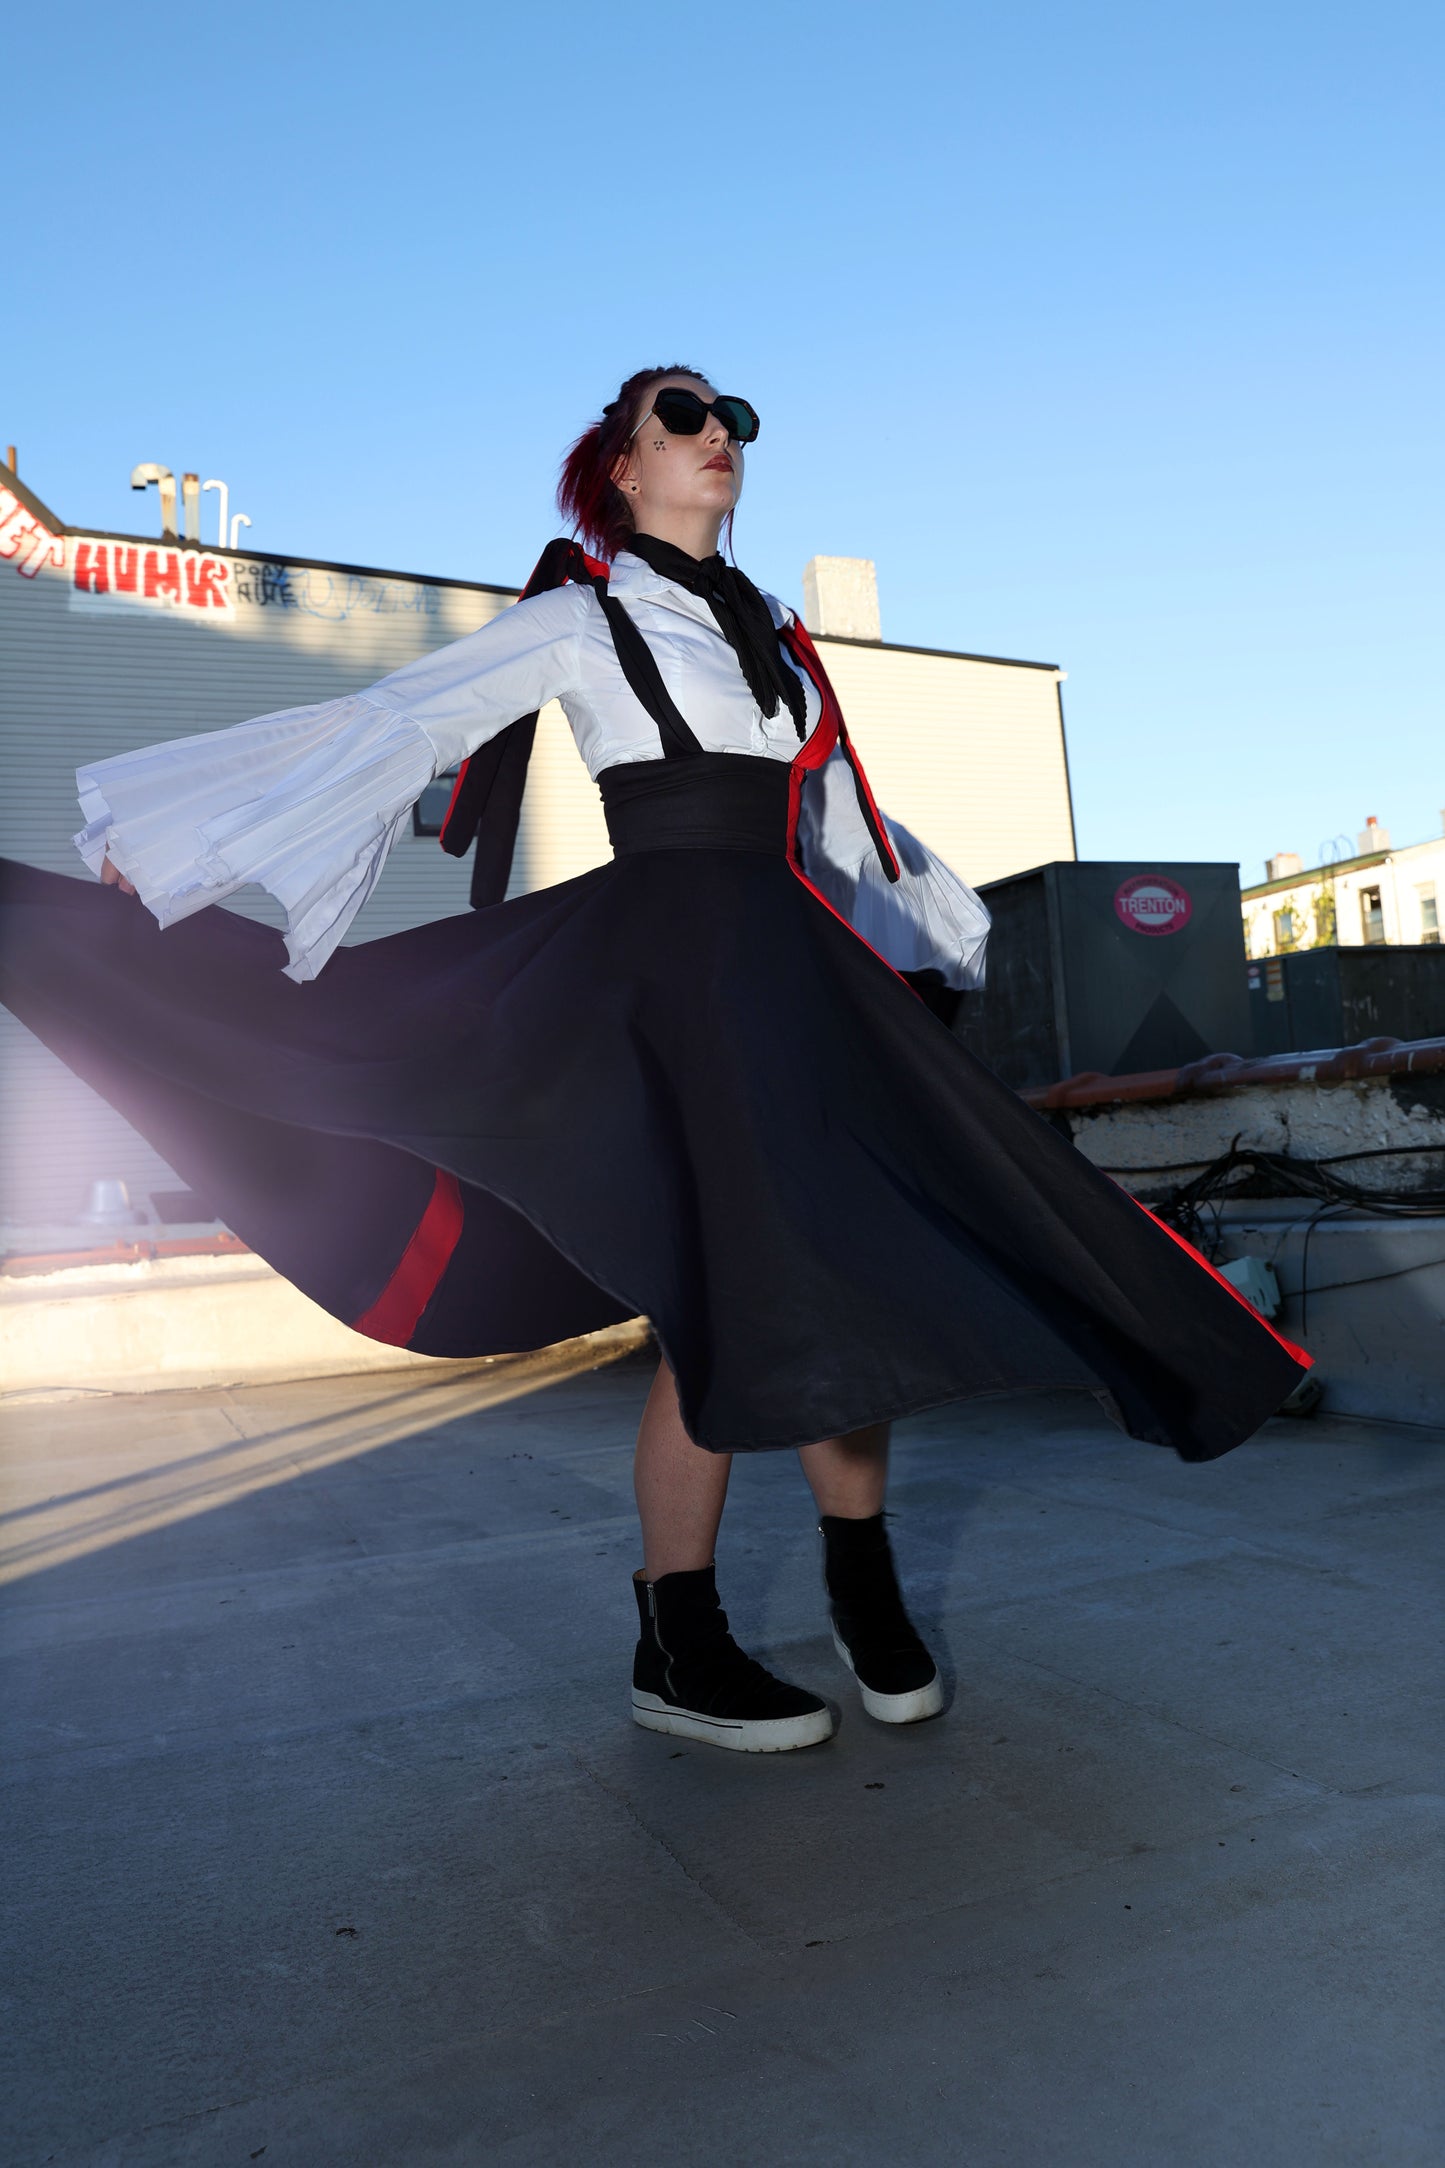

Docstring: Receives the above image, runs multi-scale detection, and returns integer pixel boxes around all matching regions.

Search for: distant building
[1,462,1077,1225]
[1242,818,1445,960]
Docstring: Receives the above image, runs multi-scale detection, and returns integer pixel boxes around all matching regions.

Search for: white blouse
[74,549,990,990]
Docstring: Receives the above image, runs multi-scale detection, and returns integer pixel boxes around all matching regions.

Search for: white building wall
[814,639,1074,889]
[1,516,1071,1225]
[1242,836,1445,959]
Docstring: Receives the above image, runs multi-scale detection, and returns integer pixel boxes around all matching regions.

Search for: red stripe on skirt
[352,1167,466,1345]
[1122,1188,1315,1370]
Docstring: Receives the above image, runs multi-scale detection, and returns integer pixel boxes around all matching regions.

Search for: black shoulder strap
[593,586,704,760]
[439,540,703,909]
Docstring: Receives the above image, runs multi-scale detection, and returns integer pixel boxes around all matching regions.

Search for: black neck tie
[624,533,809,741]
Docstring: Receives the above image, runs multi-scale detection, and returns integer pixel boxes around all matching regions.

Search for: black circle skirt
[0,759,1309,1457]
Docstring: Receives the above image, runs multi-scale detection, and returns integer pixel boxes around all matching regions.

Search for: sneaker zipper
[646,1580,679,1702]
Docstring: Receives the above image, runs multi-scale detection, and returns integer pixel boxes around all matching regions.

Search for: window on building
[1360,885,1386,945]
[413,767,461,839]
[1420,884,1441,945]
[1273,905,1298,951]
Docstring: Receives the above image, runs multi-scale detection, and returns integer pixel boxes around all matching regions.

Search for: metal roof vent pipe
[202,478,228,548]
[201,480,253,550]
[181,472,201,543]
[802,556,881,642]
[79,1178,144,1228]
[130,462,177,540]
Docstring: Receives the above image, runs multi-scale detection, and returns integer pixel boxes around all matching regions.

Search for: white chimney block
[802,556,881,642]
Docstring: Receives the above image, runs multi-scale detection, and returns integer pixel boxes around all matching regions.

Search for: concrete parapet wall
[1215,1206,1445,1427]
[1063,1072,1445,1197]
[0,1248,649,1399]
[4,1088,1436,1430]
[1048,1068,1444,1424]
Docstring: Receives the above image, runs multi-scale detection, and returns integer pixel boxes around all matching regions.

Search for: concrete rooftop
[2,1345,1441,2166]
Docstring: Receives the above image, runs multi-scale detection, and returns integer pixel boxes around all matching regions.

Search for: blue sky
[11,0,1442,881]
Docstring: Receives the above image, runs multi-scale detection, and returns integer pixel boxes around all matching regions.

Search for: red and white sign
[69,537,233,616]
[0,497,235,615]
[1114,874,1192,936]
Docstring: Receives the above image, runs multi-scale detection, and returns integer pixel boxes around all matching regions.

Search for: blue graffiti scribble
[232,562,441,620]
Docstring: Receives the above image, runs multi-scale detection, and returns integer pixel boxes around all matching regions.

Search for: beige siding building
[1,466,1075,1227]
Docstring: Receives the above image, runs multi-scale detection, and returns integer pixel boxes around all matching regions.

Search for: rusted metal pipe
[1021,1035,1445,1111]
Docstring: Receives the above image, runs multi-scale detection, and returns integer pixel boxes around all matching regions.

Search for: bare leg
[629,1361,834,1752]
[634,1360,732,1579]
[797,1423,890,1518]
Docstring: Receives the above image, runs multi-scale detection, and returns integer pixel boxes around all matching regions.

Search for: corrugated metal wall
[1,527,1071,1225]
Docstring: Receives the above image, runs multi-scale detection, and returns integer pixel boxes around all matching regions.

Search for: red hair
[558,365,714,560]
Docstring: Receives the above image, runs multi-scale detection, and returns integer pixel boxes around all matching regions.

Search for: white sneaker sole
[832,1630,944,1724]
[632,1689,835,1753]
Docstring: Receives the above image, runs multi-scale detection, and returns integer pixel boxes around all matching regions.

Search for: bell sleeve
[73,584,587,983]
[796,742,990,991]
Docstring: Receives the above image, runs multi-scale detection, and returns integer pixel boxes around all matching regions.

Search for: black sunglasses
[631,388,760,445]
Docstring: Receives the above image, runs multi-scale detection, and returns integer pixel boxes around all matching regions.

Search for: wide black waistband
[598,754,791,857]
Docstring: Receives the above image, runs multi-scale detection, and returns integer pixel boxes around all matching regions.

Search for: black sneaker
[631,1565,835,1753]
[820,1513,944,1724]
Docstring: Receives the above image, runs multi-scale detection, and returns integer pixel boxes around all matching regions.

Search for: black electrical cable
[1086,1136,1445,1336]
[1296,1203,1349,1337]
[1100,1140,1445,1260]
[1291,1254,1445,1296]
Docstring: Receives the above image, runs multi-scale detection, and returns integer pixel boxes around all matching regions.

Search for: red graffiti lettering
[0,491,65,577]
[65,531,234,612]
[143,549,182,602]
[184,555,230,608]
[0,489,63,576]
[0,498,36,558]
[18,525,64,576]
[73,541,110,594]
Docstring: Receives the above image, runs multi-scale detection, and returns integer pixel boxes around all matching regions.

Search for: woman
[0,367,1310,1756]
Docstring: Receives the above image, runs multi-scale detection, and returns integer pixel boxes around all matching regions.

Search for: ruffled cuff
[812,819,991,991]
[74,694,438,983]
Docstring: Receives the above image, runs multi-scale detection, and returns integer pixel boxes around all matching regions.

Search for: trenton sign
[1113,873,1193,936]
